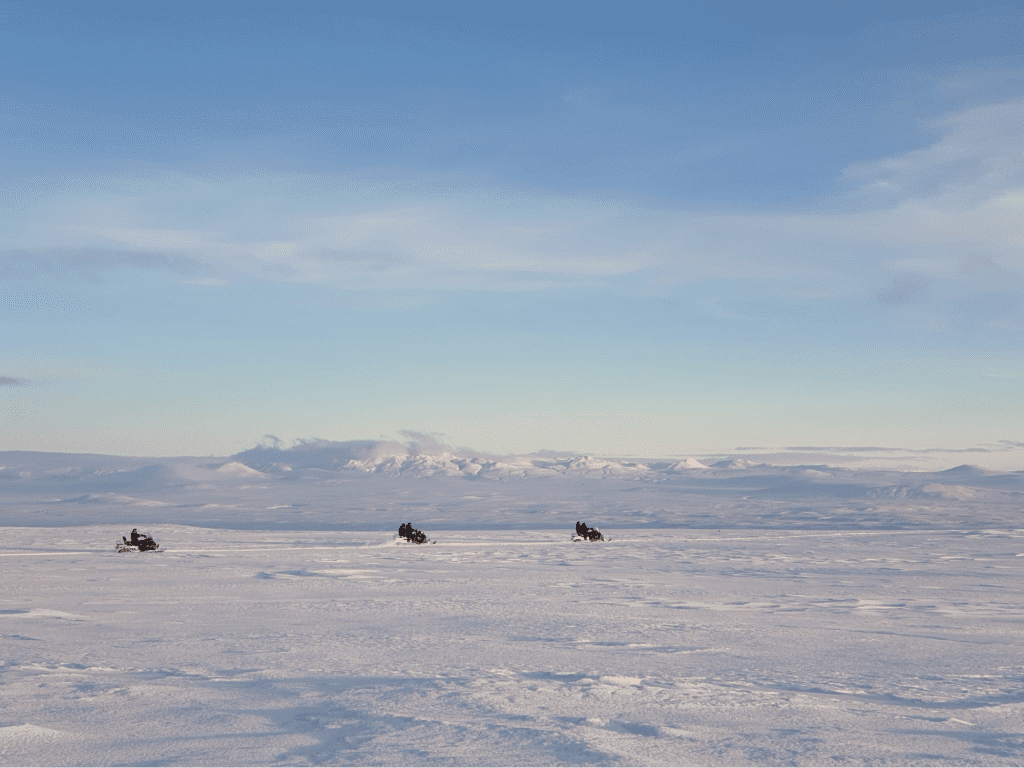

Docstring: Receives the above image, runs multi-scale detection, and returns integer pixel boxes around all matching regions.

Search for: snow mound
[528,455,649,476]
[920,483,988,500]
[216,461,267,478]
[566,455,617,471]
[711,458,761,469]
[799,468,833,478]
[935,464,992,478]
[345,452,491,477]
[667,457,709,470]
[870,483,992,500]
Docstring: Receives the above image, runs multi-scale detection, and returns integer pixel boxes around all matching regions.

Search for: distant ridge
[3,446,1024,534]
[221,441,717,479]
[935,464,991,477]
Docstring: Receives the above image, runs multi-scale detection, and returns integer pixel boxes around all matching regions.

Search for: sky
[1,0,1023,469]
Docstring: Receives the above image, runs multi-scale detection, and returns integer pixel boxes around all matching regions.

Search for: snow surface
[2,446,1024,765]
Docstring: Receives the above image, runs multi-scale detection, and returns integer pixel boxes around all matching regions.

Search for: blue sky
[2,1,1023,468]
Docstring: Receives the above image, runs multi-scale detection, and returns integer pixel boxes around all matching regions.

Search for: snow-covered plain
[2,444,1024,766]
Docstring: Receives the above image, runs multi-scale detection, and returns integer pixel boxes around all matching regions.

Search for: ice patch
[0,724,65,743]
[0,608,89,621]
[598,675,644,687]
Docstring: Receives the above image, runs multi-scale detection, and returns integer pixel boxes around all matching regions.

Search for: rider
[127,528,157,549]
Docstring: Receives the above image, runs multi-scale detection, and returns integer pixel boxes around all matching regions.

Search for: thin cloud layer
[845,97,1024,207]
[4,95,1020,309]
[709,441,1024,471]
[0,247,211,282]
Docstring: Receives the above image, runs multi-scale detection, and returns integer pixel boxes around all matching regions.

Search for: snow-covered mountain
[2,443,1022,533]
[224,440,711,479]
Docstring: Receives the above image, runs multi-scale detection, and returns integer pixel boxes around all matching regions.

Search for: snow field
[2,526,1024,765]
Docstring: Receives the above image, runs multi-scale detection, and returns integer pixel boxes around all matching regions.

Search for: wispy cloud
[783,445,997,455]
[844,97,1024,206]
[0,376,30,386]
[877,274,928,306]
[990,439,1024,450]
[4,95,1021,318]
[0,247,210,282]
[707,441,1024,471]
[396,430,497,458]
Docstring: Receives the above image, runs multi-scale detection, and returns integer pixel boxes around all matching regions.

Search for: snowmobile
[117,528,162,552]
[573,521,605,542]
[397,522,432,544]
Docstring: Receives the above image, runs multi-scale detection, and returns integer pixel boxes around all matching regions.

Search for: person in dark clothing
[398,523,428,543]
[125,528,158,550]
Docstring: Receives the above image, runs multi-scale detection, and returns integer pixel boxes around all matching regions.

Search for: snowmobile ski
[116,542,164,553]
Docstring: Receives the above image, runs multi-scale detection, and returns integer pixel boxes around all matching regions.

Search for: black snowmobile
[117,528,162,552]
[574,521,605,541]
[398,522,431,544]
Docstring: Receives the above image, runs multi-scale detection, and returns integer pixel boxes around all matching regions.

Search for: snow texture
[2,446,1024,766]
